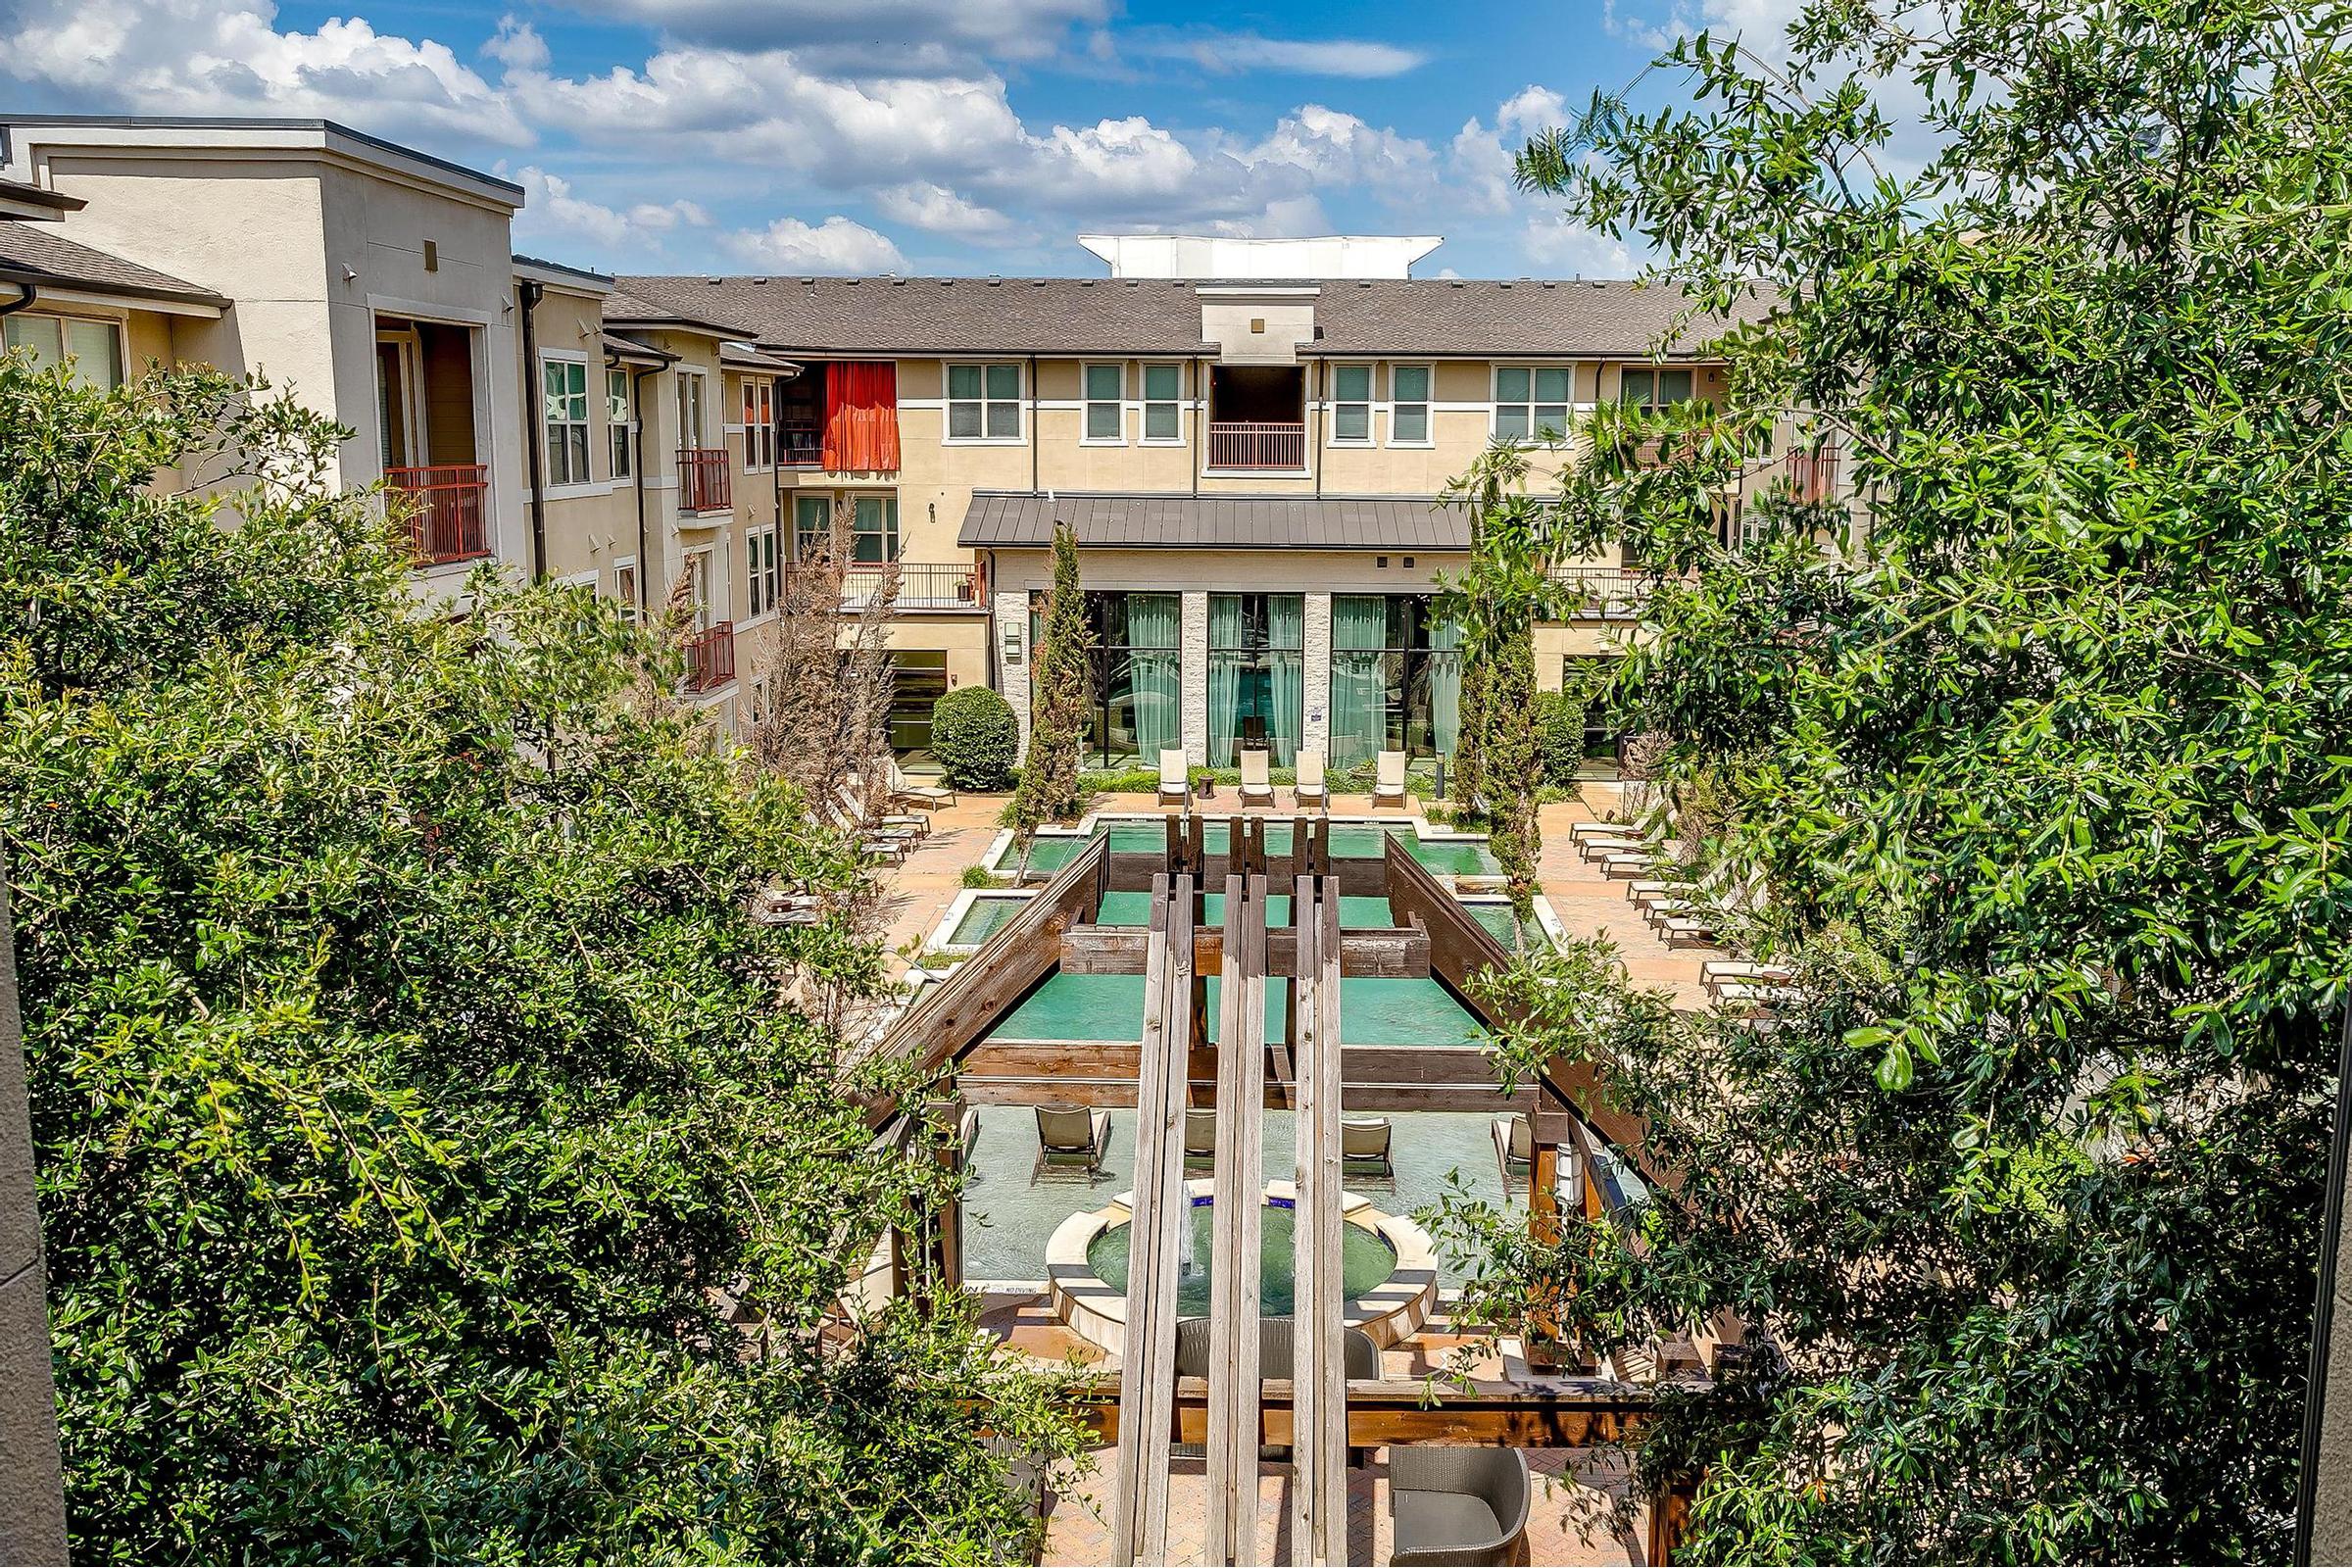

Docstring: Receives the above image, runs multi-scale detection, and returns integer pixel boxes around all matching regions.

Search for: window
[6,315,124,391]
[607,368,633,478]
[1390,364,1431,445]
[746,526,781,618]
[614,557,640,621]
[676,370,708,448]
[1621,366,1695,413]
[1142,363,1183,443]
[1083,362,1124,443]
[1331,364,1373,444]
[1328,594,1463,767]
[794,493,898,564]
[1061,592,1181,765]
[1494,366,1572,442]
[542,357,590,485]
[947,362,1021,441]
[742,379,775,469]
[1207,594,1304,765]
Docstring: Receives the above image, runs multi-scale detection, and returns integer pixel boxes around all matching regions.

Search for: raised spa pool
[1086,1197,1397,1319]
[1002,818,1500,880]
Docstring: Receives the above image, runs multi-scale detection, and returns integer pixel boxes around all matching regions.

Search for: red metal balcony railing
[1788,447,1840,503]
[1546,566,1653,619]
[386,464,490,564]
[1206,420,1305,470]
[677,447,731,513]
[682,619,735,691]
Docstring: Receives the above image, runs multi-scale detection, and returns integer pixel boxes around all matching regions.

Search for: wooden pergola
[863,815,1686,1566]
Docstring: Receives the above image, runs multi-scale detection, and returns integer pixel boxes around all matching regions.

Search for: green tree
[1,359,1081,1563]
[1443,445,1551,904]
[1011,523,1090,834]
[1441,1,2352,1560]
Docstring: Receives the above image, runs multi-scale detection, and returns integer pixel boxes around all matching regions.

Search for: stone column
[1301,591,1334,753]
[993,588,1033,760]
[1181,590,1209,765]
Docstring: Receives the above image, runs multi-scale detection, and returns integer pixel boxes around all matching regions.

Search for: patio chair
[832,784,926,842]
[1157,748,1191,808]
[1238,748,1276,808]
[1184,1105,1218,1162]
[1293,747,1330,811]
[1372,749,1409,808]
[1492,1112,1533,1185]
[887,756,955,810]
[1174,1317,1379,1464]
[1388,1446,1532,1567]
[1342,1116,1395,1175]
[1034,1103,1111,1172]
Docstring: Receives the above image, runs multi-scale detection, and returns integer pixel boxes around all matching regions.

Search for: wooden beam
[1290,873,1348,1567]
[957,1076,1538,1112]
[1057,922,1430,978]
[958,1041,1520,1094]
[1066,1376,1656,1448]
[1204,870,1267,1566]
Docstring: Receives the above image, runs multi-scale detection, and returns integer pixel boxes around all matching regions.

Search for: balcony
[1787,447,1840,503]
[677,447,731,514]
[1548,566,1653,619]
[386,464,490,564]
[785,563,985,612]
[781,420,823,467]
[682,620,735,692]
[1207,420,1305,471]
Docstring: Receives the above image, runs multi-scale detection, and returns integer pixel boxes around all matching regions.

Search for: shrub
[931,685,1018,789]
[1536,690,1588,786]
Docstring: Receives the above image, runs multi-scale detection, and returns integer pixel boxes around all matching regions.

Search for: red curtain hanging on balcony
[822,362,900,472]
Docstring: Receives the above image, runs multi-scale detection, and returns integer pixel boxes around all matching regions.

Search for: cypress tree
[1011,522,1090,834]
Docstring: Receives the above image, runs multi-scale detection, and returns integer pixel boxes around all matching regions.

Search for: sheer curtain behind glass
[1329,595,1389,767]
[1207,594,1244,767]
[1126,593,1182,760]
[1268,595,1303,764]
[1429,614,1462,757]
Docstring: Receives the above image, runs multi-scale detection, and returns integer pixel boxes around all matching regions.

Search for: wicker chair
[1388,1446,1531,1567]
[1172,1317,1379,1464]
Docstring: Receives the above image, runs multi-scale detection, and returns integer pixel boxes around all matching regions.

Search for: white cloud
[1521,212,1634,275]
[554,0,1107,67]
[1126,30,1428,78]
[0,0,529,145]
[1241,105,1439,194]
[482,15,550,72]
[872,182,1025,243]
[514,167,710,249]
[1452,85,1571,216]
[721,215,906,273]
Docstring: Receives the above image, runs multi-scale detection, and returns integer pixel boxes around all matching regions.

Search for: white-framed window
[1330,364,1374,445]
[541,355,591,485]
[613,556,640,621]
[1494,366,1573,442]
[1621,366,1696,413]
[746,524,781,619]
[683,545,715,630]
[795,491,900,564]
[607,368,633,478]
[1141,362,1183,444]
[4,314,124,391]
[747,672,773,728]
[1389,364,1432,446]
[1082,362,1124,443]
[676,369,708,449]
[742,379,775,469]
[946,361,1022,442]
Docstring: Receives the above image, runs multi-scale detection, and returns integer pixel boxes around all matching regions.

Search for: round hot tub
[1046,1179,1437,1356]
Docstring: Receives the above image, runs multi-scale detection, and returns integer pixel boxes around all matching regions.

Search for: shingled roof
[958,491,1476,552]
[0,224,224,308]
[610,273,1773,359]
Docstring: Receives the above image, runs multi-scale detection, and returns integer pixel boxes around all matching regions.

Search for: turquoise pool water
[1093,892,1398,928]
[1000,819,1500,878]
[1086,1200,1396,1318]
[990,972,1480,1048]
[948,896,1028,946]
[1465,904,1544,950]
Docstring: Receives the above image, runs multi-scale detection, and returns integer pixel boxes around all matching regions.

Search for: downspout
[516,277,547,579]
[630,362,660,618]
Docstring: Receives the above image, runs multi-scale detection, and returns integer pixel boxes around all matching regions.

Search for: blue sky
[0,0,1796,277]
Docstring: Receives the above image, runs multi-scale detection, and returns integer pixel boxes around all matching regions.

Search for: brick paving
[1039,1447,1649,1567]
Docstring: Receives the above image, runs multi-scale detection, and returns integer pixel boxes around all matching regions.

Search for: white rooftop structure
[1078,232,1443,280]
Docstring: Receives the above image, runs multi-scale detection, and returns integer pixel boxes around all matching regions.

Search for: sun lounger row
[1153,747,1408,811]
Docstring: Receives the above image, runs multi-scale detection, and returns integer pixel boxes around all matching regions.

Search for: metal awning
[956,490,1473,552]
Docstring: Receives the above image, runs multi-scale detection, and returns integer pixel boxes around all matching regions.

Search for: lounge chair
[1238,748,1276,808]
[1342,1116,1394,1175]
[832,784,926,842]
[1174,1317,1379,1463]
[1372,749,1409,808]
[888,756,955,810]
[1035,1103,1111,1172]
[1184,1105,1218,1162]
[1293,747,1329,811]
[1388,1446,1532,1567]
[1492,1112,1532,1185]
[1157,748,1191,809]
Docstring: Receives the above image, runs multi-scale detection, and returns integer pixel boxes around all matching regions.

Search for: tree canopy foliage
[1012,523,1090,834]
[0,360,1078,1562]
[1445,0,2352,1559]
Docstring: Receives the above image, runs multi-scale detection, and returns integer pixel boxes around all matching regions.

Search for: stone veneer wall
[1180,590,1209,765]
[1301,591,1334,752]
[992,588,1032,759]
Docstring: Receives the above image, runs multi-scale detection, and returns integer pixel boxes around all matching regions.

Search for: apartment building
[605,270,1785,767]
[0,114,1813,768]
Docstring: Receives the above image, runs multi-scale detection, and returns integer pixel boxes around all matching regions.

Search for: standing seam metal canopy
[956,491,1475,552]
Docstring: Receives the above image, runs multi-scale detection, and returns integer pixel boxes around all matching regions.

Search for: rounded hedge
[1535,689,1588,786]
[931,684,1019,790]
